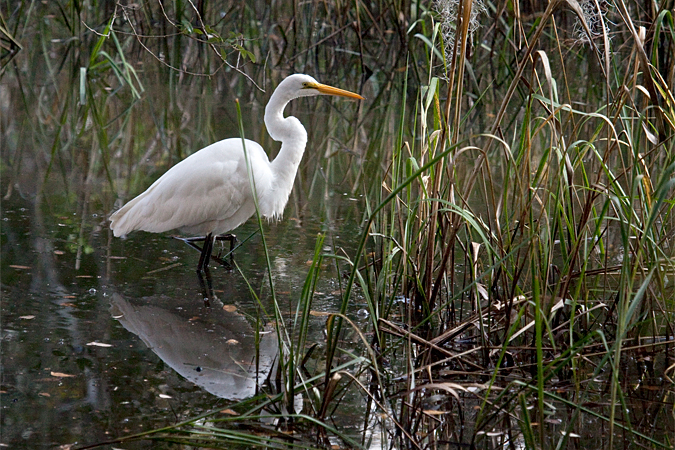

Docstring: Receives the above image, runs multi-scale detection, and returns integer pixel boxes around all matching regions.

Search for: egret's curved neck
[264,92,307,145]
[261,88,308,217]
[264,91,308,179]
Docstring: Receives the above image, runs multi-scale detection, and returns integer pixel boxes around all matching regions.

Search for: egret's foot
[172,235,206,253]
[208,254,232,270]
[214,234,237,265]
[172,234,235,271]
[214,234,237,244]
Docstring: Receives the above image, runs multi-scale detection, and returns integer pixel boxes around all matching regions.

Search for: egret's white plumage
[109,74,362,270]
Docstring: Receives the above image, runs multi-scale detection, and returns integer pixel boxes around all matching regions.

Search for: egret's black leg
[197,233,215,272]
[197,266,214,305]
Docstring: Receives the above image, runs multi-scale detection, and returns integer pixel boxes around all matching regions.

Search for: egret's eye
[302,82,310,88]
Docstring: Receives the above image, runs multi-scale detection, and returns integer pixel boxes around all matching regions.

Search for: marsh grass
[2,0,675,448]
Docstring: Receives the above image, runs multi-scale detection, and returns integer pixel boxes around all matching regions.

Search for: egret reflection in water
[110,293,277,400]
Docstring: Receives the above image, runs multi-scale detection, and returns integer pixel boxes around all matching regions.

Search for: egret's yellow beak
[309,82,364,100]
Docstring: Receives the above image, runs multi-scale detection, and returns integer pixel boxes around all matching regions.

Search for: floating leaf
[423,409,449,415]
[51,371,76,378]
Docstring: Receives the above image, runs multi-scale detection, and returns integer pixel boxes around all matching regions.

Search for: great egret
[109,74,363,272]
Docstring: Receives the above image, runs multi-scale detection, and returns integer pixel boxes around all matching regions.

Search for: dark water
[1,180,370,449]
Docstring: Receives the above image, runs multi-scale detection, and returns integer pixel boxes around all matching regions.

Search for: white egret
[109,74,363,271]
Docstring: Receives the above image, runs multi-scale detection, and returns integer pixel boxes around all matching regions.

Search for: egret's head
[278,74,364,101]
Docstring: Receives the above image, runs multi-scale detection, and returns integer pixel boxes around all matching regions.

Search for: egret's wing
[110,139,272,236]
